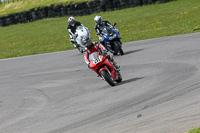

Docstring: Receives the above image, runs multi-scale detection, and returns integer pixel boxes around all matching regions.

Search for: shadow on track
[117,77,144,86]
[123,49,143,55]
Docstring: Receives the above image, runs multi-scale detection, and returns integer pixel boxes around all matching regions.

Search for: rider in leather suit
[67,16,81,47]
[94,16,122,48]
[94,15,114,46]
[82,37,120,70]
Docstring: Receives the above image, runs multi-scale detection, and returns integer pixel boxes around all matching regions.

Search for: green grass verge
[0,0,200,59]
[0,0,91,17]
[187,128,200,133]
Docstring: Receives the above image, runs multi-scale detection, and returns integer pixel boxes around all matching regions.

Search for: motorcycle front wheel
[100,69,116,86]
[114,41,124,55]
[115,71,122,83]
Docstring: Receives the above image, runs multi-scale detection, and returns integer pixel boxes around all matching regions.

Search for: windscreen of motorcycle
[89,52,99,61]
[102,26,115,37]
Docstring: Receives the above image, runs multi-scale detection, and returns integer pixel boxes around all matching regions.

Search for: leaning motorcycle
[89,52,122,86]
[74,25,91,53]
[99,23,124,55]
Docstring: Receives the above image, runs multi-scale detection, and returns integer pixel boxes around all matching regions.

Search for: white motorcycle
[74,25,91,53]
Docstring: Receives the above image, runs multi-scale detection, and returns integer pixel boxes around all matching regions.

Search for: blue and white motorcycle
[99,23,124,55]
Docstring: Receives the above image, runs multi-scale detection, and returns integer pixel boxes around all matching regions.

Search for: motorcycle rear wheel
[100,69,116,86]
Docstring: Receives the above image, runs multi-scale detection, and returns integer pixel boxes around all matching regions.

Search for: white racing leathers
[74,25,91,50]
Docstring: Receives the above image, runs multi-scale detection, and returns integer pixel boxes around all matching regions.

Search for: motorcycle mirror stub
[113,23,117,26]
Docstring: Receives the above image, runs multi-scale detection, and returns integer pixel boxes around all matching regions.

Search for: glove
[93,41,99,45]
[73,34,77,39]
[101,50,107,56]
[109,25,114,29]
[77,43,81,48]
[87,63,91,69]
[70,41,74,44]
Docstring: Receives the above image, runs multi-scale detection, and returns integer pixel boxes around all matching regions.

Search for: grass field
[0,0,200,59]
[187,128,200,133]
[0,0,91,17]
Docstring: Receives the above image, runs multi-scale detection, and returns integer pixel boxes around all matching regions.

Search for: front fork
[99,66,113,80]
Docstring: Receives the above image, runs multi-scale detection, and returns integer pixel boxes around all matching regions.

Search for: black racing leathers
[94,20,113,36]
[67,21,81,43]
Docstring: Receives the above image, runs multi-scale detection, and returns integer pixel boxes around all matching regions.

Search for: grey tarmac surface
[1,32,200,133]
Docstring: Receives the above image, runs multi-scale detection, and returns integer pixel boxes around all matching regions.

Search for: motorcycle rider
[67,16,82,47]
[68,16,90,49]
[94,15,121,48]
[82,37,120,70]
[94,15,114,46]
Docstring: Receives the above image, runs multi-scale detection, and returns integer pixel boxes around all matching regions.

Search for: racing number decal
[93,57,102,64]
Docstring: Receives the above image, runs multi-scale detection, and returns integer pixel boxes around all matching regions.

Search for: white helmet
[75,26,90,48]
[68,16,75,26]
[94,15,102,24]
[82,37,92,48]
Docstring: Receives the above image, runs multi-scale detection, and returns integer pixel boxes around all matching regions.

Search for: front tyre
[114,41,124,55]
[115,71,122,83]
[100,69,116,86]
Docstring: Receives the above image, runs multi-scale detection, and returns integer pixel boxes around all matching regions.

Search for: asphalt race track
[1,32,200,133]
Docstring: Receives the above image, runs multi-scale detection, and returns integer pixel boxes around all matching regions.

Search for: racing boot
[113,60,120,71]
[107,55,120,71]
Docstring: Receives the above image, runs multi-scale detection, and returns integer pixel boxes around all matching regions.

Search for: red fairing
[89,54,118,80]
[84,42,106,65]
[84,42,121,85]
[100,57,118,80]
[84,54,90,65]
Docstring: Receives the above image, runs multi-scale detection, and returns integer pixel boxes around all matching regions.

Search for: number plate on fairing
[93,57,102,64]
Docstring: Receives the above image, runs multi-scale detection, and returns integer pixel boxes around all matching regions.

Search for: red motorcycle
[89,52,122,86]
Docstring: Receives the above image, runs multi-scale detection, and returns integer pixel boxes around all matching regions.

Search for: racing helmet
[82,37,92,48]
[68,16,75,26]
[94,15,102,24]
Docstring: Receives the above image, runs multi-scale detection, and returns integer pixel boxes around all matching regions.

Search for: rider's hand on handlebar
[101,50,107,56]
[87,63,90,69]
[73,34,77,39]
[70,41,75,44]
